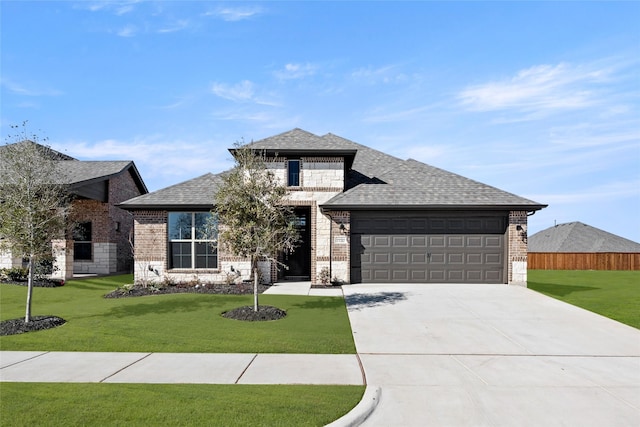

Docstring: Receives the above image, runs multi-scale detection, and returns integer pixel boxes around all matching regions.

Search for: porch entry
[282,207,311,280]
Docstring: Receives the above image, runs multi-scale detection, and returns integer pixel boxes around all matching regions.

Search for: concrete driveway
[343,283,640,426]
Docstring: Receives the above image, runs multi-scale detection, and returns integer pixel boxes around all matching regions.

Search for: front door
[284,208,311,280]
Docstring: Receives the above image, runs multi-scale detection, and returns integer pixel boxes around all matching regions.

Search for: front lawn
[528,270,640,329]
[0,383,365,426]
[0,275,356,353]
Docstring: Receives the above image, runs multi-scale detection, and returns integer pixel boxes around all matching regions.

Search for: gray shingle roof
[324,154,543,209]
[119,173,222,209]
[58,161,134,184]
[528,222,640,252]
[247,128,354,151]
[119,128,546,211]
[1,141,147,195]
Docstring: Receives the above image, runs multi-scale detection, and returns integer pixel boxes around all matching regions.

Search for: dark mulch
[0,315,66,336]
[311,284,342,289]
[104,282,270,298]
[222,305,287,321]
[2,279,65,288]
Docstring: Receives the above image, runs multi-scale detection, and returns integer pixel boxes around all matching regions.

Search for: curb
[326,385,381,427]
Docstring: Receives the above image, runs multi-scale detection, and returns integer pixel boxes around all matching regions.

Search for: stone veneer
[132,156,350,285]
[0,252,23,269]
[131,158,531,286]
[508,211,529,286]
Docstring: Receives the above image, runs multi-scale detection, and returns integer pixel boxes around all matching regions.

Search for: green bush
[1,267,28,281]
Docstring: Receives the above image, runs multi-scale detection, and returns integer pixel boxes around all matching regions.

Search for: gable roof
[1,140,148,196]
[60,161,148,195]
[119,128,546,211]
[2,140,77,161]
[528,222,640,253]
[118,173,222,210]
[242,128,358,169]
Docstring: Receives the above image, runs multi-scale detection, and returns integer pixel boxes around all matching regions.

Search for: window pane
[195,243,217,269]
[288,160,300,187]
[170,242,192,269]
[168,212,192,240]
[74,242,92,260]
[73,222,92,242]
[195,212,216,240]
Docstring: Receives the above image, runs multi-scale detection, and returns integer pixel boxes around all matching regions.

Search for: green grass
[528,270,640,329]
[0,383,365,426]
[0,275,356,353]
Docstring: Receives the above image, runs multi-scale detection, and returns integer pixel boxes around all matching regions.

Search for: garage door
[350,212,507,283]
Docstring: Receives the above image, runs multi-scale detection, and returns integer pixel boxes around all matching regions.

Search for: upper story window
[168,212,218,269]
[287,159,300,187]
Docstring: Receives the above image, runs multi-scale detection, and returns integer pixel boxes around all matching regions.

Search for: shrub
[1,267,28,281]
[318,267,330,285]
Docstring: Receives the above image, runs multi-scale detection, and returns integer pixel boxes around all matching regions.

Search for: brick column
[508,211,528,286]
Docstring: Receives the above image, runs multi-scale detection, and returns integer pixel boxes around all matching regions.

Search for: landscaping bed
[222,305,287,321]
[2,278,65,288]
[104,282,270,298]
[0,315,66,336]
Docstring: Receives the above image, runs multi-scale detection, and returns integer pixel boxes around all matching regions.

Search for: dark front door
[284,207,311,280]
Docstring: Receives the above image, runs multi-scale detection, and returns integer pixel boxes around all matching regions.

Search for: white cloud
[116,24,137,37]
[158,19,190,34]
[457,62,613,115]
[204,6,263,22]
[1,78,62,97]
[549,122,640,148]
[62,136,235,191]
[77,1,141,15]
[211,80,255,102]
[274,63,318,80]
[351,64,409,85]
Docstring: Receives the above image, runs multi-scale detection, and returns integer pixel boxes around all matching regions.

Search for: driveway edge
[326,385,381,427]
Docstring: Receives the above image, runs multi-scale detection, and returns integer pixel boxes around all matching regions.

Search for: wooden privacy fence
[529,252,640,270]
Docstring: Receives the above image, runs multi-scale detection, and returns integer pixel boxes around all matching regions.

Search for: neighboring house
[529,222,640,270]
[0,141,148,278]
[120,128,546,285]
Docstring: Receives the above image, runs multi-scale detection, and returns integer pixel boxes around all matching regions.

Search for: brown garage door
[350,212,507,283]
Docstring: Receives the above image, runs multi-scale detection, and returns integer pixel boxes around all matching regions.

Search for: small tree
[213,143,299,311]
[0,123,72,322]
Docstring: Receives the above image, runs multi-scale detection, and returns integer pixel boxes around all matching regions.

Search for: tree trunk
[25,256,34,323]
[253,267,259,312]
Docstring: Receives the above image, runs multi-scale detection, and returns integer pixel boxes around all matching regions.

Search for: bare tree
[213,143,299,311]
[0,123,72,322]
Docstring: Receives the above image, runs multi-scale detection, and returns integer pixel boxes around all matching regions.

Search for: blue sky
[2,1,639,242]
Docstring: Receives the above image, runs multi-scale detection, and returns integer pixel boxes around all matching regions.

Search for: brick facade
[67,172,141,275]
[131,156,350,286]
[128,150,537,286]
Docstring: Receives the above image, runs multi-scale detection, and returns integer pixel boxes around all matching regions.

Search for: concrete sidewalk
[0,351,364,385]
[262,281,343,297]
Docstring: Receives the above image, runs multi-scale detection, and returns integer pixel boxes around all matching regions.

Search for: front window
[73,222,92,261]
[168,212,218,269]
[287,159,300,187]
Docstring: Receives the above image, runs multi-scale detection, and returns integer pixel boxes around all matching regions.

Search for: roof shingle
[119,128,546,211]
